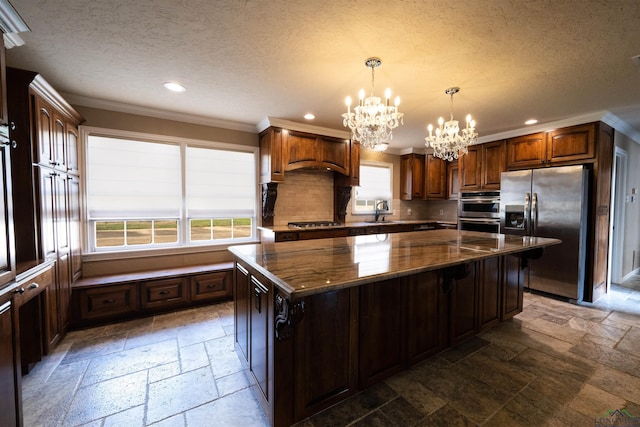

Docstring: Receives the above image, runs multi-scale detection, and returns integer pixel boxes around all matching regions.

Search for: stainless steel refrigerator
[500,165,589,301]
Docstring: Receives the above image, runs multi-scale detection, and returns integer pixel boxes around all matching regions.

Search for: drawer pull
[14,287,25,295]
[28,283,39,290]
[103,299,115,304]
[206,284,217,288]
[159,290,171,295]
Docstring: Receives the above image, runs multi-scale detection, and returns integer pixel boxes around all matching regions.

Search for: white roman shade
[87,137,182,219]
[356,164,392,200]
[186,146,256,217]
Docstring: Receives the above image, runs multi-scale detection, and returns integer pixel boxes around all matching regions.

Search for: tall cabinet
[7,68,83,349]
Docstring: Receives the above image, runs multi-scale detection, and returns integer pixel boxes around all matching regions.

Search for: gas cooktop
[288,221,342,229]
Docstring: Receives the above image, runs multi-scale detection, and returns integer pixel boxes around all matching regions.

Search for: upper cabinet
[506,123,595,170]
[447,160,459,200]
[259,126,356,184]
[424,154,446,200]
[459,140,506,191]
[400,153,425,200]
[0,43,7,126]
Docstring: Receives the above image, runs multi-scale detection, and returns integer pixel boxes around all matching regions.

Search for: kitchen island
[229,229,560,427]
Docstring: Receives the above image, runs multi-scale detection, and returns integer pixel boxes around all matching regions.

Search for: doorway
[608,146,627,286]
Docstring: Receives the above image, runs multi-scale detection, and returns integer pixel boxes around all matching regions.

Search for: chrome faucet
[374,201,388,222]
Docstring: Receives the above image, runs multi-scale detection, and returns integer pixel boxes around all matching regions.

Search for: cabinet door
[447,160,459,200]
[478,257,501,330]
[52,112,66,171]
[407,272,447,364]
[400,154,424,200]
[78,284,138,322]
[481,141,506,189]
[36,166,57,261]
[502,254,525,320]
[234,263,250,363]
[33,96,55,167]
[249,274,271,402]
[546,123,595,164]
[448,263,477,345]
[67,175,82,282]
[0,141,15,287]
[0,298,19,427]
[424,154,446,199]
[44,276,60,349]
[259,128,285,183]
[506,133,546,169]
[65,121,79,175]
[284,131,317,171]
[459,145,481,190]
[0,44,7,125]
[359,278,405,388]
[294,288,358,420]
[318,136,349,175]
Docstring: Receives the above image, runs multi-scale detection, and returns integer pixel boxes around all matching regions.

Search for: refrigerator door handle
[532,192,538,235]
[525,192,531,234]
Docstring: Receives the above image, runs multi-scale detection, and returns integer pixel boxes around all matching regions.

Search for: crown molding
[3,31,24,48]
[257,116,351,139]
[0,0,29,34]
[60,92,258,134]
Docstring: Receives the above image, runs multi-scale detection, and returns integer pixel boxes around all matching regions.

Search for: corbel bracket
[275,293,305,341]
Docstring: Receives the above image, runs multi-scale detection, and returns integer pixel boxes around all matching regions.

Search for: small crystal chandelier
[425,87,478,161]
[342,57,403,151]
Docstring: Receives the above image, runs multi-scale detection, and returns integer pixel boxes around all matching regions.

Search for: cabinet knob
[2,140,17,149]
[9,121,16,131]
[102,299,115,304]
[14,287,25,294]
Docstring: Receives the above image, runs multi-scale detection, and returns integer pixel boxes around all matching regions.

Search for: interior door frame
[608,146,627,286]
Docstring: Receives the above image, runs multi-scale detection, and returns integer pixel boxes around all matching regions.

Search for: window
[85,130,257,252]
[353,162,392,214]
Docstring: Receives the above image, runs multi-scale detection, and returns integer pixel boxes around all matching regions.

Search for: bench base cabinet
[233,253,526,427]
[72,268,233,326]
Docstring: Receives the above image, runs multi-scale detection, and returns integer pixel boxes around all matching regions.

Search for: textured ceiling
[6,0,640,149]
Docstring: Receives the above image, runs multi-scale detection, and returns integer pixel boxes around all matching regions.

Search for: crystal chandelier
[425,87,478,161]
[342,57,403,151]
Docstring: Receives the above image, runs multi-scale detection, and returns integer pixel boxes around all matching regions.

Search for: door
[499,169,532,237]
[530,165,588,300]
[608,147,627,284]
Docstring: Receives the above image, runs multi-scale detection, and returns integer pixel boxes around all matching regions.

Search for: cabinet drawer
[275,232,299,242]
[13,266,53,308]
[79,284,138,320]
[141,277,188,309]
[190,271,232,302]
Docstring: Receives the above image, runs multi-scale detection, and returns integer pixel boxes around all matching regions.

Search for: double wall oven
[458,191,500,233]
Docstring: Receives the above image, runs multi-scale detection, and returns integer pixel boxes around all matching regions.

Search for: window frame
[80,126,260,258]
[351,160,393,216]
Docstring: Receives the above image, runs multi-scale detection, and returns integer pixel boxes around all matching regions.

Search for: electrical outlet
[408,208,412,216]
[439,209,444,216]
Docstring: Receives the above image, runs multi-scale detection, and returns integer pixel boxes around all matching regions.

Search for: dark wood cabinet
[506,123,595,169]
[190,270,232,302]
[407,271,447,364]
[448,264,478,345]
[0,140,15,287]
[502,254,526,320]
[260,127,285,183]
[234,263,250,363]
[0,43,7,126]
[78,283,139,322]
[447,160,459,200]
[249,273,272,407]
[359,278,405,388]
[424,154,446,199]
[459,141,505,190]
[478,257,501,330]
[400,153,425,200]
[0,296,19,427]
[141,277,188,309]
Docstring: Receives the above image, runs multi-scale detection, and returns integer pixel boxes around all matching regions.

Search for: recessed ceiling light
[525,119,538,125]
[163,81,186,92]
[304,113,315,120]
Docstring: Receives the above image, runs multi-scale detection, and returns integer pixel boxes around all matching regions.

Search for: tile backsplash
[272,170,459,226]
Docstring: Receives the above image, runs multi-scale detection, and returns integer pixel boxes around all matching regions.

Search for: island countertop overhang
[228,229,561,300]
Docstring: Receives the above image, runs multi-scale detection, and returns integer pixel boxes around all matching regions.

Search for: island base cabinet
[233,253,532,427]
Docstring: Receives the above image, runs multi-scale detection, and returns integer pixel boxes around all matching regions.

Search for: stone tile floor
[22,277,640,426]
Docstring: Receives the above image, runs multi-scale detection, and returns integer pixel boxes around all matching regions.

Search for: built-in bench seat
[71,262,234,327]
